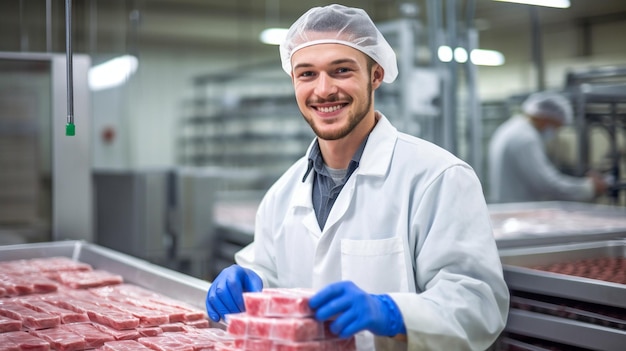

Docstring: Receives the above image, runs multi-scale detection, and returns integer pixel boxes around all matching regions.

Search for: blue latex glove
[205,264,263,322]
[309,281,406,338]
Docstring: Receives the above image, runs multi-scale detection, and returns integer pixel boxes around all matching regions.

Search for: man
[207,5,509,350]
[488,91,608,203]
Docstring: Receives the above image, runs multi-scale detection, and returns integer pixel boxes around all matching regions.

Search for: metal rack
[566,67,626,206]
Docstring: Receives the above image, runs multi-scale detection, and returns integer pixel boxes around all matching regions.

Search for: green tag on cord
[66,123,75,136]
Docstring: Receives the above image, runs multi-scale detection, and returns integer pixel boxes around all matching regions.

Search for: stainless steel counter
[489,201,626,248]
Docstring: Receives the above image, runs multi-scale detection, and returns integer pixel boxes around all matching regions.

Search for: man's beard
[303,81,373,141]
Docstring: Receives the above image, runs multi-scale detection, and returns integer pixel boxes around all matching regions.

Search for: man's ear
[372,64,384,89]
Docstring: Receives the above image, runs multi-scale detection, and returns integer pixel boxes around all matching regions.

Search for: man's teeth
[318,105,342,113]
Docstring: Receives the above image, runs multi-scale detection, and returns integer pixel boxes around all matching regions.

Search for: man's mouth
[316,104,345,113]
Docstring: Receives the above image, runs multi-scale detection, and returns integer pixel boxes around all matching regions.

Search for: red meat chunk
[31,328,86,351]
[0,331,50,351]
[101,340,154,351]
[137,335,195,351]
[226,313,330,342]
[61,323,115,348]
[17,298,89,324]
[48,270,123,289]
[0,315,22,333]
[0,301,60,330]
[243,288,314,318]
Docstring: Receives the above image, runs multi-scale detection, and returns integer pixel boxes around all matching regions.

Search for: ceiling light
[438,46,505,66]
[88,55,138,91]
[454,48,468,63]
[492,0,570,8]
[470,49,506,66]
[260,28,289,45]
[438,46,454,63]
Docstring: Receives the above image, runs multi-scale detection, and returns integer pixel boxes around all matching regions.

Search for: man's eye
[298,71,314,78]
[336,67,350,73]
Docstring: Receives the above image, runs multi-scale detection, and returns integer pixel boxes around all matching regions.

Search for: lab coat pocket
[341,237,409,294]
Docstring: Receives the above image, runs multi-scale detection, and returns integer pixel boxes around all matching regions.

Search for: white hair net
[279,4,398,83]
[522,92,573,124]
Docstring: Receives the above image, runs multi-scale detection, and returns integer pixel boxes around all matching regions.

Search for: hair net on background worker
[279,4,398,83]
[522,92,574,125]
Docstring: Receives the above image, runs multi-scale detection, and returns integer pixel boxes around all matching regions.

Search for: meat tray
[499,239,626,309]
[0,240,211,311]
[499,240,626,350]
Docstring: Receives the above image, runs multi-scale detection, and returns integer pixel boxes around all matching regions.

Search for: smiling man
[206,5,509,351]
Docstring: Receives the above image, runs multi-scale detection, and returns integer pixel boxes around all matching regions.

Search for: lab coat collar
[301,111,397,181]
[358,112,397,177]
[294,112,397,211]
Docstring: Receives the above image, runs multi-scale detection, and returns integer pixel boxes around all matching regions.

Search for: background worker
[488,91,608,203]
[206,5,509,351]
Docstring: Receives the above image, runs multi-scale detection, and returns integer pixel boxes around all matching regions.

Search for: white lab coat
[488,115,594,203]
[236,114,509,351]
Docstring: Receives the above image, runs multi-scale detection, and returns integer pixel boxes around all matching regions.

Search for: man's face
[290,43,383,141]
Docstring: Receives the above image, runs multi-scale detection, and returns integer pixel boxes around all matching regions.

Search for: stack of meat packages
[0,256,236,351]
[218,288,356,351]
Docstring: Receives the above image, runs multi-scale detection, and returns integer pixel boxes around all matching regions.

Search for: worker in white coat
[488,92,608,203]
[206,5,509,350]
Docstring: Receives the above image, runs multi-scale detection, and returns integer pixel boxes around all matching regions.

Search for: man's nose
[314,73,338,97]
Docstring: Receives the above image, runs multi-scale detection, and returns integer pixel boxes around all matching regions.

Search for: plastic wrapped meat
[17,297,90,324]
[101,340,154,351]
[91,322,141,341]
[48,270,123,289]
[243,288,315,318]
[31,328,87,351]
[61,323,116,349]
[0,315,22,333]
[274,338,356,351]
[226,313,332,342]
[0,301,61,330]
[137,335,195,351]
[0,330,50,351]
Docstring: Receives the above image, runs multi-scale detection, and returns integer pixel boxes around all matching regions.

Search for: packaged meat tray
[499,239,626,309]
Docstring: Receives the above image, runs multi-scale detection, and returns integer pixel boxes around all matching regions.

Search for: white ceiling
[0,0,625,57]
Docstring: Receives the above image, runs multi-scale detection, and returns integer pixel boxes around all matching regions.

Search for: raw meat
[0,315,21,333]
[31,328,86,351]
[17,297,90,324]
[226,313,331,342]
[48,270,123,289]
[243,288,315,318]
[61,323,115,348]
[101,340,154,351]
[0,301,60,329]
[91,322,141,341]
[137,335,195,351]
[0,330,50,351]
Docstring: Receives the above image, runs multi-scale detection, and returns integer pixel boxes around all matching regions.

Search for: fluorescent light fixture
[88,55,138,91]
[438,46,505,66]
[492,0,570,8]
[470,49,506,66]
[438,46,454,63]
[454,47,468,63]
[260,28,289,45]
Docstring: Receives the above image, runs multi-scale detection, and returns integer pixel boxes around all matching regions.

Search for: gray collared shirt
[302,137,368,230]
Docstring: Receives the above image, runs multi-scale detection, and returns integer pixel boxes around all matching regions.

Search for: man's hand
[308,281,406,338]
[205,265,263,322]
